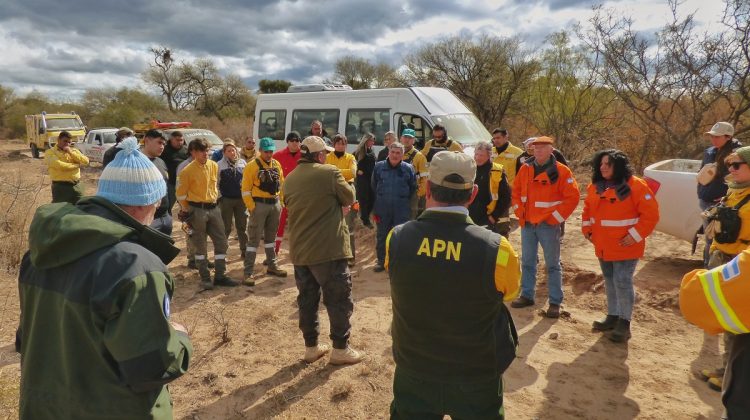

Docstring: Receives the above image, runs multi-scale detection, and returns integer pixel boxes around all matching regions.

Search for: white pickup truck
[643,159,703,244]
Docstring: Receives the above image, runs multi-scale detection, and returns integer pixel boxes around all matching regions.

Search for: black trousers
[294,259,353,349]
[724,333,750,419]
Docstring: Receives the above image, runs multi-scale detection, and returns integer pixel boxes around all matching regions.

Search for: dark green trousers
[51,181,84,204]
[390,367,504,420]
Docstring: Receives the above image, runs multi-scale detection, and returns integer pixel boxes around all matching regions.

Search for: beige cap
[429,151,476,190]
[118,126,133,135]
[301,136,334,153]
[705,122,734,137]
[531,136,554,145]
[223,138,237,150]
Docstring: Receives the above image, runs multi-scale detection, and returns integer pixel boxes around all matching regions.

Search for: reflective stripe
[246,247,257,252]
[496,249,509,267]
[551,210,564,223]
[195,254,206,260]
[496,217,510,223]
[264,243,275,248]
[521,196,527,203]
[242,191,252,196]
[600,218,639,227]
[699,271,750,334]
[215,254,226,260]
[418,172,429,178]
[534,200,562,208]
[628,227,643,243]
[177,195,187,200]
[581,220,592,227]
[491,193,498,200]
[275,236,283,242]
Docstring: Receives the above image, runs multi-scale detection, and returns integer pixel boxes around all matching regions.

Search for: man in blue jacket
[372,142,416,272]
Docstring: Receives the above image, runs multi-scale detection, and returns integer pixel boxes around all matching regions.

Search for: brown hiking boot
[267,266,287,277]
[511,296,535,308]
[699,368,724,381]
[707,377,723,392]
[304,344,331,363]
[329,347,364,365]
[545,304,561,318]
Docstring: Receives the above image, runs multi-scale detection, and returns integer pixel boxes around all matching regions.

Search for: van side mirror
[38,127,46,134]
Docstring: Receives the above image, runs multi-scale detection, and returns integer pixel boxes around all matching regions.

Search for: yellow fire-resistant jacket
[44,146,89,182]
[492,143,523,185]
[325,152,357,183]
[176,160,219,209]
[486,162,505,216]
[681,250,750,335]
[241,157,284,211]
[403,147,428,197]
[710,187,750,256]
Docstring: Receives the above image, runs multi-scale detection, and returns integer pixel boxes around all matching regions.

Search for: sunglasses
[728,161,747,170]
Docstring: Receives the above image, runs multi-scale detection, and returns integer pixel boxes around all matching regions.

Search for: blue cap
[96,137,167,206]
[402,128,416,138]
[259,137,276,151]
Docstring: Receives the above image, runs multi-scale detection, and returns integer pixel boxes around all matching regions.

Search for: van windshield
[432,114,490,146]
[46,118,83,130]
[102,133,117,144]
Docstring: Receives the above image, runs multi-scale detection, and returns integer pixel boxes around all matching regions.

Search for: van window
[395,113,432,150]
[346,109,390,145]
[292,110,340,138]
[433,114,489,146]
[259,110,287,140]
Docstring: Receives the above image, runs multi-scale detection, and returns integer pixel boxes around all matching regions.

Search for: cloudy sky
[0,0,726,100]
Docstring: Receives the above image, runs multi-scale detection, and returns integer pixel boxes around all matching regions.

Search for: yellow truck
[25,112,86,158]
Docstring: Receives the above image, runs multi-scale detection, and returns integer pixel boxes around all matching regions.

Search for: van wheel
[30,143,40,158]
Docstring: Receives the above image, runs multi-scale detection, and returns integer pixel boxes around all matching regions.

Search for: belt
[188,201,217,209]
[52,180,79,185]
[253,197,278,204]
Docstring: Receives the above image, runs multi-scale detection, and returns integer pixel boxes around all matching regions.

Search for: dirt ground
[0,139,725,419]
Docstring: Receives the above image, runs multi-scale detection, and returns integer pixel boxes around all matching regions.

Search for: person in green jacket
[16,138,192,420]
[282,136,364,366]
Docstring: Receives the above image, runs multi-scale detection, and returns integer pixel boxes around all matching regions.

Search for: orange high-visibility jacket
[681,250,750,335]
[511,159,580,227]
[581,176,660,261]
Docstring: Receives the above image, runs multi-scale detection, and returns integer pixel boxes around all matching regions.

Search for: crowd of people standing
[19,117,749,419]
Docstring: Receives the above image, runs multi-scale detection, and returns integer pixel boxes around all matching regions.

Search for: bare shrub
[0,171,44,273]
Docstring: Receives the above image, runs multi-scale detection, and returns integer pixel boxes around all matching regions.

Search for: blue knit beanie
[96,137,167,206]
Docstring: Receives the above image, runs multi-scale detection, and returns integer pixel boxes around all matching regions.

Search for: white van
[253,85,491,153]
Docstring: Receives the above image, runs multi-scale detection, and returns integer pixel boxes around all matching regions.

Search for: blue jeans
[599,259,638,321]
[520,222,562,305]
[699,199,714,268]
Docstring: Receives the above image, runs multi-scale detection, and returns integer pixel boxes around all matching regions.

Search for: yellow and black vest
[387,210,517,383]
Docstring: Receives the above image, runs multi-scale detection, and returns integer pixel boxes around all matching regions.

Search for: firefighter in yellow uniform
[681,251,750,419]
[490,128,524,186]
[45,131,89,204]
[421,124,463,163]
[242,137,287,283]
[325,134,358,266]
[400,129,428,219]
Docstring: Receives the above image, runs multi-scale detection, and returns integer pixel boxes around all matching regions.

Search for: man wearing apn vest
[400,129,428,219]
[681,251,750,419]
[386,151,521,419]
[421,123,463,163]
[241,137,288,285]
[511,136,580,318]
[470,141,512,238]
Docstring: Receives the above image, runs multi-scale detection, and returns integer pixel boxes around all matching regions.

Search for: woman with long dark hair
[581,149,659,342]
[355,133,376,228]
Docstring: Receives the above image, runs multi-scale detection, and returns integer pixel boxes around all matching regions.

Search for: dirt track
[0,140,725,419]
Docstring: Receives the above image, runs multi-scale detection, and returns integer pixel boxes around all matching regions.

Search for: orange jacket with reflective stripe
[581,176,660,261]
[511,160,579,227]
[681,250,750,335]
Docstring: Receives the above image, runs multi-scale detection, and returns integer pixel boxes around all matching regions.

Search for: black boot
[592,315,619,331]
[607,318,631,342]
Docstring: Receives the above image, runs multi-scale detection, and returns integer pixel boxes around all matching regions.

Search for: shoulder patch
[645,194,652,200]
[163,295,171,319]
[567,178,573,184]
[721,255,741,281]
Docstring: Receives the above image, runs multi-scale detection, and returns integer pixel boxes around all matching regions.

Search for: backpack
[255,158,280,195]
[703,194,750,244]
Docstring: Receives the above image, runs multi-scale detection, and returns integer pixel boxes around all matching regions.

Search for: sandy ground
[0,140,725,419]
